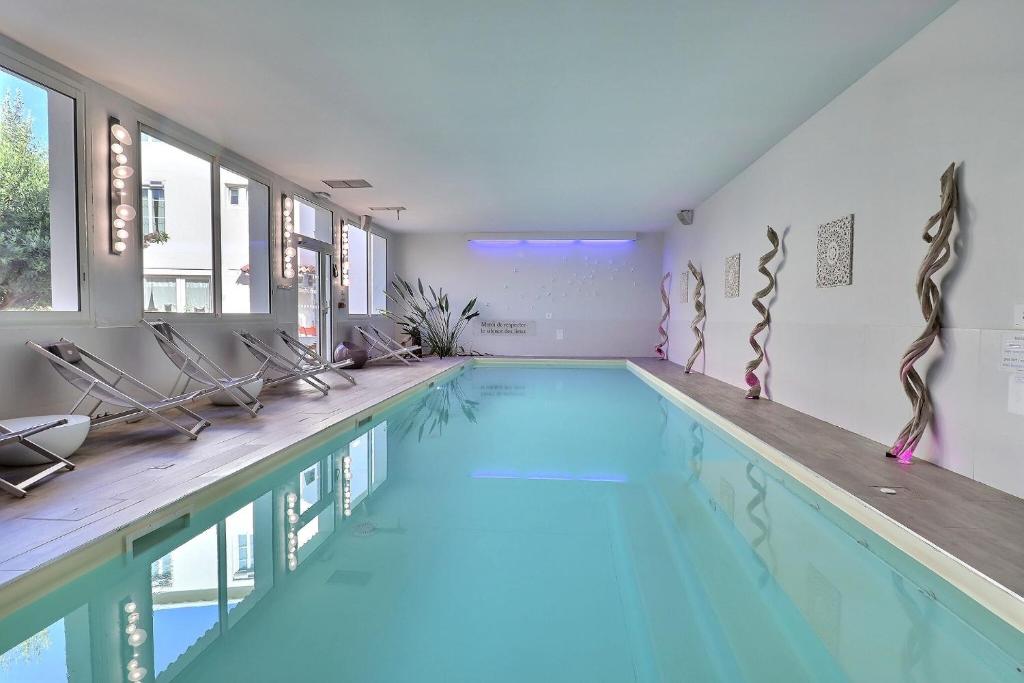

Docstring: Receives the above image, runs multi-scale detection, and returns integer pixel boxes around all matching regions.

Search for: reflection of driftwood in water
[745,462,775,587]
[393,378,480,443]
[892,572,933,680]
[688,421,704,483]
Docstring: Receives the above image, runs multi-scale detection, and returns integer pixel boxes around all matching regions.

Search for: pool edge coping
[622,358,1024,637]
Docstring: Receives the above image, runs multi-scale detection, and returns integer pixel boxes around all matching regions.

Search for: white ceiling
[2,1,955,233]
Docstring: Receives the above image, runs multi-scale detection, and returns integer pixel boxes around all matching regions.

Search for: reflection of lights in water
[285,489,299,571]
[470,470,626,483]
[122,599,148,680]
[342,455,352,517]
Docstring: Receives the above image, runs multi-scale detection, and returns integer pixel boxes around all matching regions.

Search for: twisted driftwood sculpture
[656,272,670,359]
[684,261,705,373]
[744,227,780,399]
[888,163,958,461]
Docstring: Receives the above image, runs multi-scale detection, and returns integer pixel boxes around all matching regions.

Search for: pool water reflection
[0,366,1020,682]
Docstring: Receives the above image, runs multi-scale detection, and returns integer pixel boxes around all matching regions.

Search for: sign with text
[1001,333,1024,372]
[478,319,536,336]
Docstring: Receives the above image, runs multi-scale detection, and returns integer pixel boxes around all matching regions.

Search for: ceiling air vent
[323,179,372,189]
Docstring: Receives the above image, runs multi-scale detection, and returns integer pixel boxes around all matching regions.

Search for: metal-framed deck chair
[27,339,211,439]
[356,325,422,365]
[0,419,75,498]
[275,329,357,385]
[233,330,337,396]
[370,324,422,362]
[144,320,268,418]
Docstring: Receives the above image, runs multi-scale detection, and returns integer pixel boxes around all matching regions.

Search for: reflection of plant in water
[393,378,479,442]
[0,627,54,672]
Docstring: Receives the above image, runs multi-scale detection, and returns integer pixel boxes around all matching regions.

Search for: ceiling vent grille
[323,179,372,189]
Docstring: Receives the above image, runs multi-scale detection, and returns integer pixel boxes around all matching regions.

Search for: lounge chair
[144,320,268,418]
[0,419,75,498]
[233,330,347,396]
[27,339,211,439]
[356,325,422,365]
[275,329,357,385]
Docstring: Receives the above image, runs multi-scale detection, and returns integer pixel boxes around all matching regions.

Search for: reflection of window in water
[151,526,219,677]
[0,616,70,680]
[299,462,321,513]
[342,423,388,517]
[235,534,253,578]
[151,554,173,587]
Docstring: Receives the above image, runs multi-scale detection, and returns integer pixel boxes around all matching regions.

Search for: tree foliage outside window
[0,90,51,310]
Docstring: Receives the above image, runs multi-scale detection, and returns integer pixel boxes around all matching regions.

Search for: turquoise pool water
[1,365,1020,682]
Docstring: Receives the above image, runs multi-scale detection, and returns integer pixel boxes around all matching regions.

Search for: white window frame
[0,44,90,326]
[137,120,275,321]
[370,232,388,315]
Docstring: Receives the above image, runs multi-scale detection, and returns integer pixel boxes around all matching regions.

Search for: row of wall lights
[109,119,136,254]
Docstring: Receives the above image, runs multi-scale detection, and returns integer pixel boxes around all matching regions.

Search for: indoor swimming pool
[0,364,1021,682]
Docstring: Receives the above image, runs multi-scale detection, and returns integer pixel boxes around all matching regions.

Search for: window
[294,197,332,243]
[347,225,368,315]
[219,167,269,314]
[371,233,387,314]
[140,131,213,313]
[141,182,166,236]
[0,63,79,312]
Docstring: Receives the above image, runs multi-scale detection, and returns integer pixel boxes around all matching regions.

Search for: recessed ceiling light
[323,179,372,189]
[312,191,331,200]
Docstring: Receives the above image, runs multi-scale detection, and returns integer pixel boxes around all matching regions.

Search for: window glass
[141,182,166,235]
[219,167,270,314]
[371,233,387,314]
[140,131,213,313]
[294,197,332,243]
[0,65,79,311]
[347,226,368,315]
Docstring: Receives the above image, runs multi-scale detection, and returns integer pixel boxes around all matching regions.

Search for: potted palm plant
[384,275,480,358]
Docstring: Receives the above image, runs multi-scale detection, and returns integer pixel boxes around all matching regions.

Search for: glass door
[296,244,332,356]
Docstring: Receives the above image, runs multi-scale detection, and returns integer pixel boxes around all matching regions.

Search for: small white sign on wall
[1001,333,1024,372]
[1009,374,1024,417]
[478,319,537,336]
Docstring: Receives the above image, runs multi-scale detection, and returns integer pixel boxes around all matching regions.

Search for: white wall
[0,33,397,418]
[397,233,665,357]
[663,0,1024,496]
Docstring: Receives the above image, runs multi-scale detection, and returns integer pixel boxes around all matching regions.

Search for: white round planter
[0,415,90,466]
[210,378,264,406]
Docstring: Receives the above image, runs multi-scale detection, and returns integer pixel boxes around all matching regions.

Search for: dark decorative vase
[334,342,369,369]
